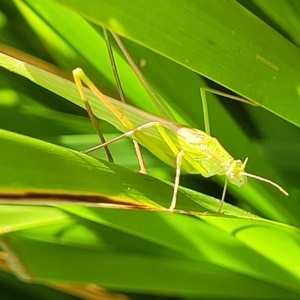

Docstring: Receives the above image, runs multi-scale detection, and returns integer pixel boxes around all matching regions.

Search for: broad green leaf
[1,205,300,297]
[55,0,300,127]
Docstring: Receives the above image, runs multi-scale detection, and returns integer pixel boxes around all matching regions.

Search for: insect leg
[73,70,114,162]
[84,121,160,153]
[103,28,147,174]
[169,150,185,213]
[200,87,258,136]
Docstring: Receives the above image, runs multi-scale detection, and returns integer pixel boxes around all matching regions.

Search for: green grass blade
[1,204,300,297]
[55,0,300,127]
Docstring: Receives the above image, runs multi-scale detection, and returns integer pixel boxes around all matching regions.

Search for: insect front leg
[199,86,259,213]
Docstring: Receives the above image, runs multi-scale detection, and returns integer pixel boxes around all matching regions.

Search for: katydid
[73,32,288,214]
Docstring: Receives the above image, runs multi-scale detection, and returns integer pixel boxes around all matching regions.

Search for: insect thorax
[176,127,246,185]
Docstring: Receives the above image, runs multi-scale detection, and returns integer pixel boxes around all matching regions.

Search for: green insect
[73,30,288,213]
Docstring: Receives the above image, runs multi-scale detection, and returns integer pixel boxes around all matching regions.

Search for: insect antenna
[240,172,288,196]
